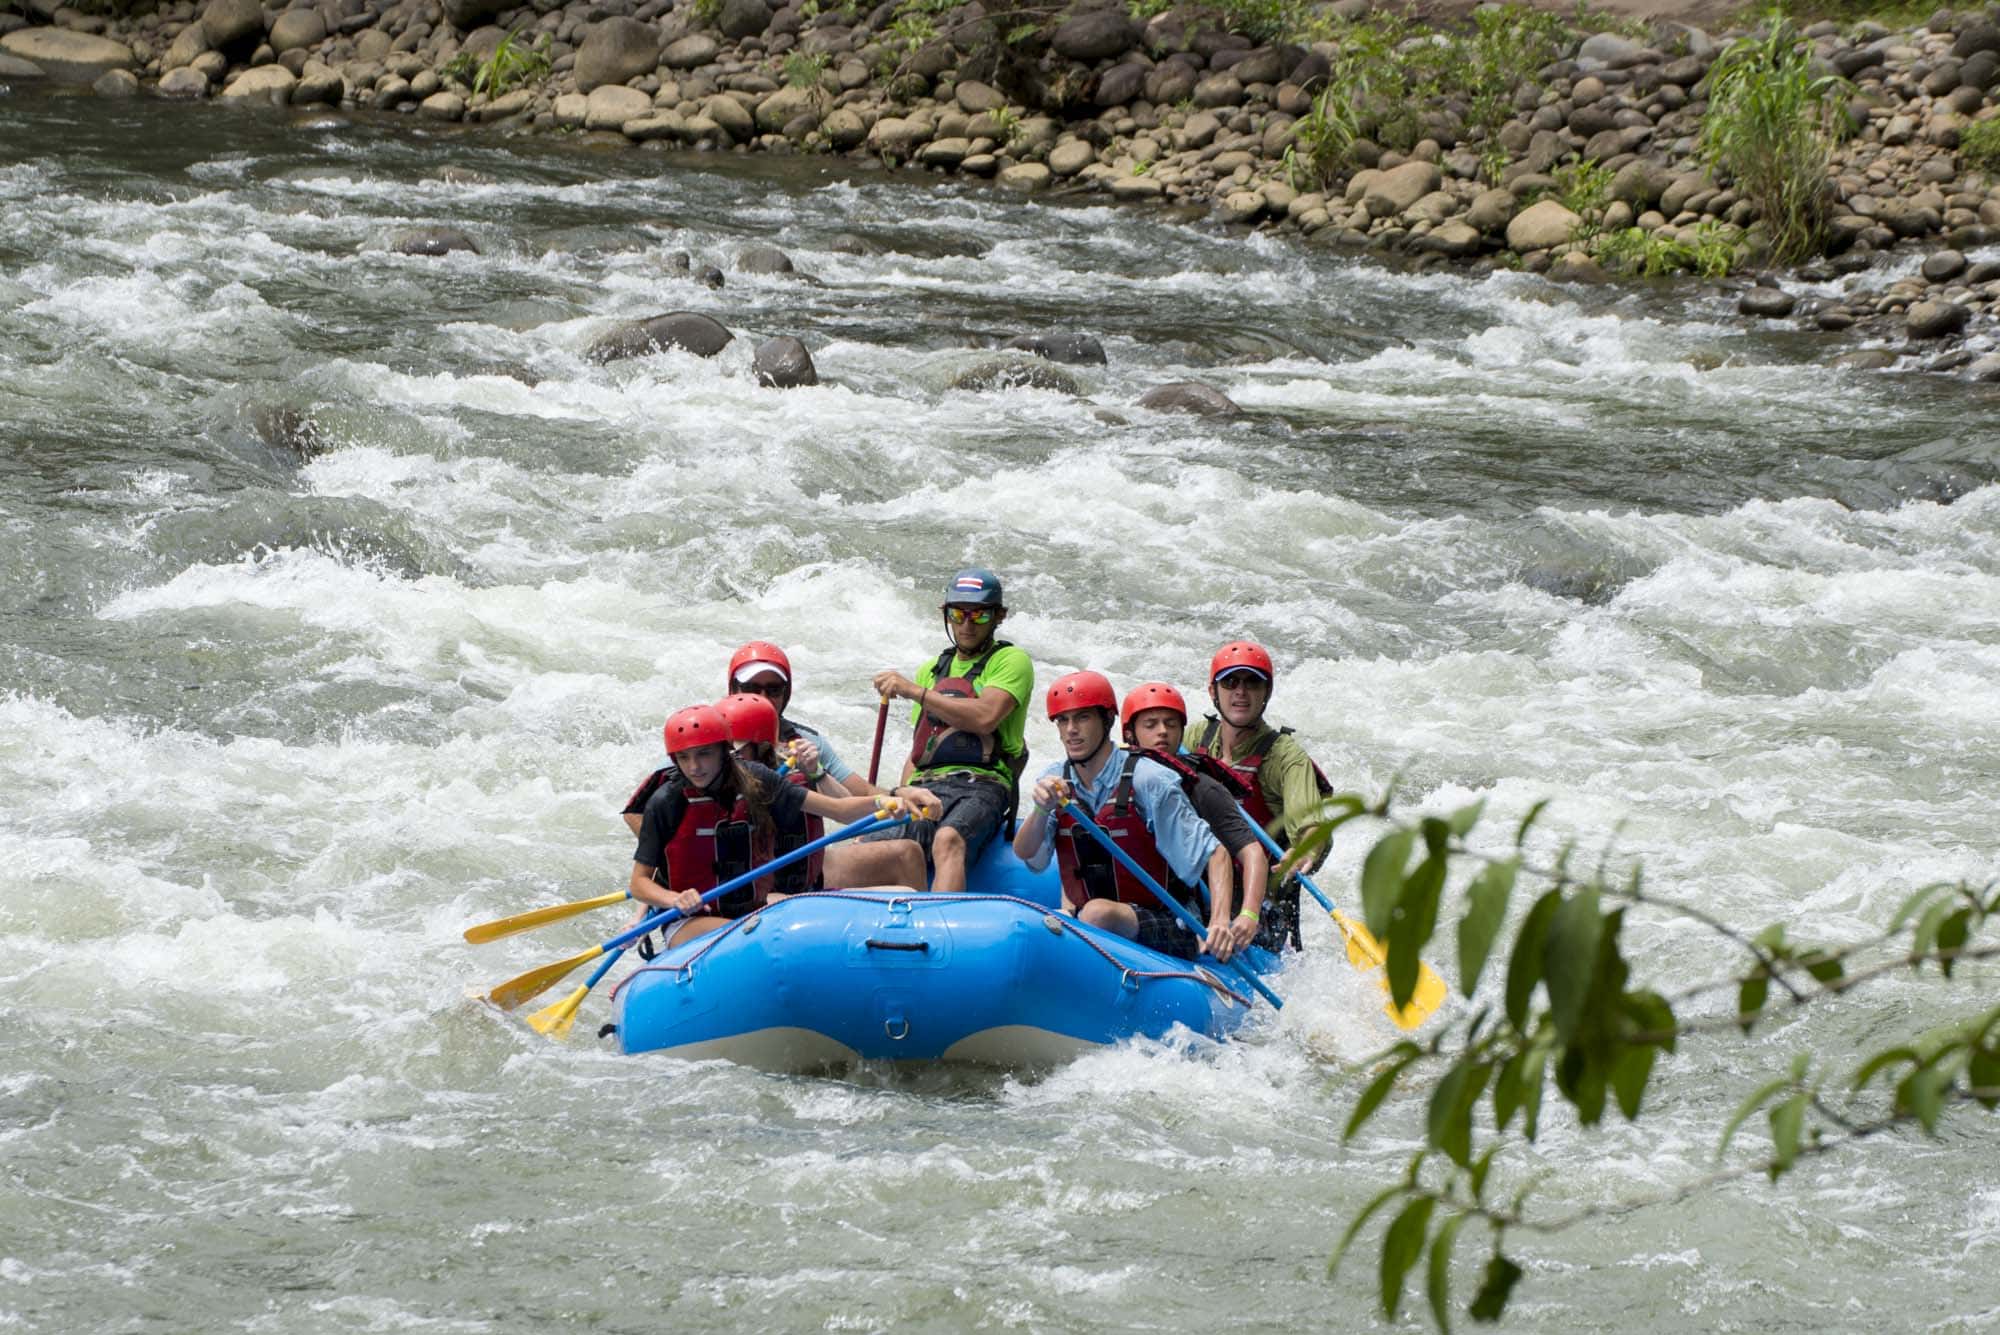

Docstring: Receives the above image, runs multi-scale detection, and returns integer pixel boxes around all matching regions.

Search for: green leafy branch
[1293,794,2000,1330]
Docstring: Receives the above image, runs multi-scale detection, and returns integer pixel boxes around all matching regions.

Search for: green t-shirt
[910,642,1033,781]
[1187,718,1325,848]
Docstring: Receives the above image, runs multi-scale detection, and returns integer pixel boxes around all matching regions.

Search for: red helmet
[1045,670,1117,720]
[1209,641,1274,688]
[726,641,791,691]
[714,692,780,747]
[663,704,730,755]
[1120,681,1188,729]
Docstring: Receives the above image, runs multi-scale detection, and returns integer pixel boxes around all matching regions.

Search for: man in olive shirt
[843,567,1033,893]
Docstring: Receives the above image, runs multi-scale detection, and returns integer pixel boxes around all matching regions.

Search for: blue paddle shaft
[1061,800,1282,1010]
[605,810,907,954]
[1244,818,1337,915]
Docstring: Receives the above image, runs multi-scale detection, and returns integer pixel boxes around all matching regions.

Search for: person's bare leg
[1077,900,1139,938]
[929,825,968,893]
[827,839,926,891]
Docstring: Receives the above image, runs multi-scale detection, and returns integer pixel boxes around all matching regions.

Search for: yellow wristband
[1237,909,1260,922]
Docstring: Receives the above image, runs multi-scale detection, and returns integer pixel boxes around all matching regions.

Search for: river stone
[93,66,137,96]
[1953,20,2000,58]
[920,137,971,169]
[575,17,660,92]
[712,0,765,38]
[662,33,718,69]
[587,312,734,364]
[157,65,208,96]
[1576,32,1646,69]
[753,335,816,388]
[1968,353,2000,382]
[1094,59,1146,107]
[269,8,325,53]
[0,28,131,82]
[163,22,208,68]
[1466,187,1516,233]
[420,91,465,120]
[1738,287,1796,318]
[585,84,651,130]
[250,405,332,463]
[1907,299,1970,338]
[998,161,1050,190]
[220,64,296,101]
[1051,10,1136,61]
[1833,349,1899,370]
[756,85,817,133]
[1002,333,1106,366]
[823,106,865,148]
[1506,199,1582,252]
[736,244,794,274]
[955,79,1002,113]
[1136,381,1241,417]
[1422,219,1483,258]
[200,0,261,50]
[1363,160,1440,218]
[292,62,342,105]
[392,226,480,255]
[1192,73,1241,108]
[949,358,1081,393]
[1609,160,1670,210]
[1048,139,1095,176]
[699,94,750,141]
[1923,249,1968,281]
[1114,175,1167,202]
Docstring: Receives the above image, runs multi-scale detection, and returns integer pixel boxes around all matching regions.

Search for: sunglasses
[944,607,997,625]
[734,679,786,698]
[1215,672,1267,692]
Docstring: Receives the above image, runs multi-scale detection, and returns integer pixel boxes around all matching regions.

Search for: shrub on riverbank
[1699,17,1848,263]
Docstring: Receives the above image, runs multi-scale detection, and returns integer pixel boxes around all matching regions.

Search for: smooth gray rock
[574,17,659,92]
[442,0,511,29]
[1002,332,1106,366]
[157,64,209,96]
[1907,299,1971,338]
[0,28,131,82]
[661,33,718,69]
[1922,249,1968,282]
[1051,9,1136,61]
[1738,287,1797,318]
[586,312,734,364]
[948,358,1081,393]
[1136,381,1241,417]
[717,0,772,39]
[752,335,816,388]
[392,226,481,256]
[268,8,325,53]
[735,243,794,275]
[201,0,262,50]
[92,66,137,96]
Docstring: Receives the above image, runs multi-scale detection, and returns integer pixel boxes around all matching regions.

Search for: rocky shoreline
[10,0,2000,378]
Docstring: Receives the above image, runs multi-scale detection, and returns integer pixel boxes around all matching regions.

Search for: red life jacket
[773,767,826,892]
[908,640,1022,778]
[1053,752,1201,913]
[1189,717,1333,846]
[660,787,774,918]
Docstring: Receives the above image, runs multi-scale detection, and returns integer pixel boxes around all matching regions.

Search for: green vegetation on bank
[441,27,551,99]
[1699,16,1848,263]
[1311,791,2000,1329]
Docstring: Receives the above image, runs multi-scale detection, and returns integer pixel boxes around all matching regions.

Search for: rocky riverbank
[10,0,2000,377]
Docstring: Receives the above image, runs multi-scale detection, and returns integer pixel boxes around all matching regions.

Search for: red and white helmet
[726,640,791,693]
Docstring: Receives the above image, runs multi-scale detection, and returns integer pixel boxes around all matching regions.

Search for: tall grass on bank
[1699,17,1847,263]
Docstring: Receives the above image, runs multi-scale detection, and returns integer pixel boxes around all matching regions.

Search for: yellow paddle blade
[525,984,588,1039]
[1330,910,1448,1031]
[486,944,602,1011]
[463,891,629,945]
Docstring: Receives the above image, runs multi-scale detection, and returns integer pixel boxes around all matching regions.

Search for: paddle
[867,693,890,786]
[1058,797,1283,1010]
[486,807,910,1014]
[1245,820,1447,1030]
[463,889,630,945]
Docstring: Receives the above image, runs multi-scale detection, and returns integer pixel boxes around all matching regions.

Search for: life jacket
[772,766,826,892]
[908,640,1024,779]
[1189,717,1333,846]
[659,785,774,918]
[1053,751,1201,915]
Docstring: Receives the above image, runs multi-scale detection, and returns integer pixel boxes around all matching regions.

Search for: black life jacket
[908,640,1026,783]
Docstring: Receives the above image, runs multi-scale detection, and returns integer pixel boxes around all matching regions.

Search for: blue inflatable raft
[608,846,1280,1071]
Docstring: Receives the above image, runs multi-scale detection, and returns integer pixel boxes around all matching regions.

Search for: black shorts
[1133,905,1200,960]
[1255,878,1303,952]
[861,772,1010,870]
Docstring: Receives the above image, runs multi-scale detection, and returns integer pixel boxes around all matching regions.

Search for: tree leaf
[1898,1064,1949,1133]
[1346,1042,1424,1141]
[1514,798,1550,848]
[1427,1213,1467,1335]
[1719,1072,1794,1161]
[1767,1091,1806,1181]
[1427,1061,1492,1168]
[1737,971,1769,1034]
[1379,1196,1436,1320]
[1457,859,1517,999]
[1505,891,1562,1032]
[1890,881,1953,933]
[1520,1043,1549,1140]
[1362,829,1415,942]
[1449,798,1487,838]
[1800,949,1844,985]
[1330,1184,1407,1279]
[1542,887,1603,1045]
[1469,1145,1498,1200]
[1937,908,1972,978]
[1850,1045,1920,1094]
[1610,1042,1656,1120]
[1390,851,1447,1007]
[1970,1045,2000,1110]
[1467,1253,1523,1322]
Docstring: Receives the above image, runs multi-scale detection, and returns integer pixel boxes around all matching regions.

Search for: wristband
[1032,800,1054,815]
[1236,909,1260,923]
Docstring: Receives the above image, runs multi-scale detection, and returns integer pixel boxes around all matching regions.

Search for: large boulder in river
[201,0,263,52]
[218,64,297,103]
[1137,381,1242,417]
[948,358,1081,393]
[268,8,326,53]
[0,28,132,83]
[586,312,735,364]
[735,244,795,275]
[575,18,660,92]
[392,226,480,256]
[1907,299,1970,339]
[1506,199,1582,252]
[753,336,817,388]
[1002,332,1106,365]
